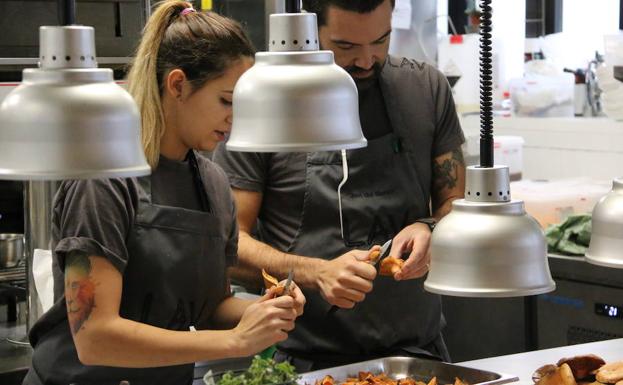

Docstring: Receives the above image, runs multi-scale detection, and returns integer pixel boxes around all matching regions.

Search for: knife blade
[283,268,294,296]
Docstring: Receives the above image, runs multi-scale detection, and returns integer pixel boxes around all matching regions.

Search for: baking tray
[298,356,519,385]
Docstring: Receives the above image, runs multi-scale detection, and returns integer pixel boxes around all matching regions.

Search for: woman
[23,2,305,384]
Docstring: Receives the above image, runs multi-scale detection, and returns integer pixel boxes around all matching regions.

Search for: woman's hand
[279,280,306,316]
[231,291,297,356]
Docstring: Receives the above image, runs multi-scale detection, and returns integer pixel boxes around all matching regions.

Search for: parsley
[216,356,299,385]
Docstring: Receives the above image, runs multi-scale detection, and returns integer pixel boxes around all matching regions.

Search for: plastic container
[494,136,524,181]
[510,178,613,229]
[508,73,575,117]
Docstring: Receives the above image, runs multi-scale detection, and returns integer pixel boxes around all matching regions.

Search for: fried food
[261,269,285,296]
[596,361,623,384]
[556,355,606,380]
[379,257,404,276]
[314,373,465,385]
[536,363,577,385]
[534,365,559,383]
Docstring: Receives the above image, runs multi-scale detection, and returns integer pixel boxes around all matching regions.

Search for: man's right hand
[316,247,380,309]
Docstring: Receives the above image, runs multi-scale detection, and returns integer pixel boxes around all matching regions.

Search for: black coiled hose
[479,0,494,168]
[285,0,301,13]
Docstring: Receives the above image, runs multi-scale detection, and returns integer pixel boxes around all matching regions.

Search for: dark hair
[127,0,255,167]
[302,0,395,26]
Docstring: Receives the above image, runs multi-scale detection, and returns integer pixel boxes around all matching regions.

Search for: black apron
[276,72,449,371]
[25,152,232,385]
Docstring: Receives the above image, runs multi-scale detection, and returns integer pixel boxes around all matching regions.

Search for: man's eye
[336,44,354,50]
[220,97,233,106]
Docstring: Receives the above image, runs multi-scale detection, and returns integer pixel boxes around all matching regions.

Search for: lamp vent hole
[41,56,45,60]
[476,192,481,196]
[281,40,286,45]
[272,40,275,45]
[306,39,310,44]
[467,191,471,195]
[91,56,95,60]
[507,190,510,194]
[499,191,503,196]
[65,56,71,61]
[315,39,318,43]
[52,56,57,61]
[293,40,298,45]
[80,56,85,61]
[488,192,492,196]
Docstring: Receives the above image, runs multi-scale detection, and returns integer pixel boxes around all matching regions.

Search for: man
[213,0,466,370]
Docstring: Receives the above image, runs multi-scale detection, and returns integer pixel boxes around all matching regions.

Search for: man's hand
[389,222,432,281]
[316,247,380,309]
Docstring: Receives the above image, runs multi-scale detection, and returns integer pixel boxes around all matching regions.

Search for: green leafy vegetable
[216,355,299,385]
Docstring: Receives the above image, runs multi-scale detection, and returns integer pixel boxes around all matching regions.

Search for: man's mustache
[345,62,383,76]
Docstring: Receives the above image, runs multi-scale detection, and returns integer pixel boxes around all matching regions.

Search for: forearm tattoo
[432,148,465,192]
[65,250,96,335]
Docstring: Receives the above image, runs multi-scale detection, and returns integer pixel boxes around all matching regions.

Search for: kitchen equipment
[424,0,555,298]
[284,268,294,296]
[0,233,24,269]
[298,356,519,385]
[227,3,366,152]
[586,178,623,268]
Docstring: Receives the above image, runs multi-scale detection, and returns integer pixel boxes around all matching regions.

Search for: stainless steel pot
[0,233,24,268]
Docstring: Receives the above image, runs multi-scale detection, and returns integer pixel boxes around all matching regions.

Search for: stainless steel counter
[458,338,623,385]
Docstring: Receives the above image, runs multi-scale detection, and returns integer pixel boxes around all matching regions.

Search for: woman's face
[173,58,253,152]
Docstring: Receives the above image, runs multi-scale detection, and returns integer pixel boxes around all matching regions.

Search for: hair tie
[180,6,196,16]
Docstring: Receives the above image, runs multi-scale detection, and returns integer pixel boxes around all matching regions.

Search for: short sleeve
[212,143,270,192]
[52,178,138,274]
[430,68,466,157]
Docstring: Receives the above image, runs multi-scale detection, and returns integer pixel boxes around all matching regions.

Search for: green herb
[216,355,299,385]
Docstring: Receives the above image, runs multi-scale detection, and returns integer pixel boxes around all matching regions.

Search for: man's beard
[345,62,384,91]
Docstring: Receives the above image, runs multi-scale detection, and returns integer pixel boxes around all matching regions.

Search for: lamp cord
[479,0,494,168]
[337,149,349,240]
[58,0,76,25]
[285,0,301,13]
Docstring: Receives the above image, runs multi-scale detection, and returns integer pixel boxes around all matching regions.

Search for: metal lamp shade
[227,51,366,152]
[226,12,366,152]
[586,178,623,268]
[0,25,150,180]
[424,166,556,297]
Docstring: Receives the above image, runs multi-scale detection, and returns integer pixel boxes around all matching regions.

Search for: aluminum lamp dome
[0,25,150,180]
[424,166,556,297]
[424,0,555,297]
[586,178,623,268]
[226,12,366,152]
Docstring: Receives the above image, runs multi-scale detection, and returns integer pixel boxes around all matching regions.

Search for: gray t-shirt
[25,154,238,385]
[213,59,464,253]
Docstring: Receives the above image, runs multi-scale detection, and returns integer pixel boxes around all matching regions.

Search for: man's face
[318,0,393,87]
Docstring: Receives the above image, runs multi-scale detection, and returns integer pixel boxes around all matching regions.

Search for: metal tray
[298,356,519,385]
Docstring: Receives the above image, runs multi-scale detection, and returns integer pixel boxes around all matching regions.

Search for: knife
[283,268,294,296]
[327,239,393,315]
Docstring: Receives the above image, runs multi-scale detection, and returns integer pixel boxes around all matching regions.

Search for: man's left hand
[388,222,431,281]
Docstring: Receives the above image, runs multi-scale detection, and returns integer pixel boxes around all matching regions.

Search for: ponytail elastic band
[181,7,196,16]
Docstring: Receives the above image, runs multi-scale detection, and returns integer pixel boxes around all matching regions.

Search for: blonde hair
[127,0,254,168]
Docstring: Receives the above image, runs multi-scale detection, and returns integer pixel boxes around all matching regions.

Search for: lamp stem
[479,0,494,168]
[58,0,76,26]
[285,0,301,13]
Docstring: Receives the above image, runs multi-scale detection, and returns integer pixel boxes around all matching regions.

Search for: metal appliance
[441,255,623,362]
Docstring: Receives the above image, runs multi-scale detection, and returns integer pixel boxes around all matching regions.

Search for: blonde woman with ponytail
[23,2,305,384]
